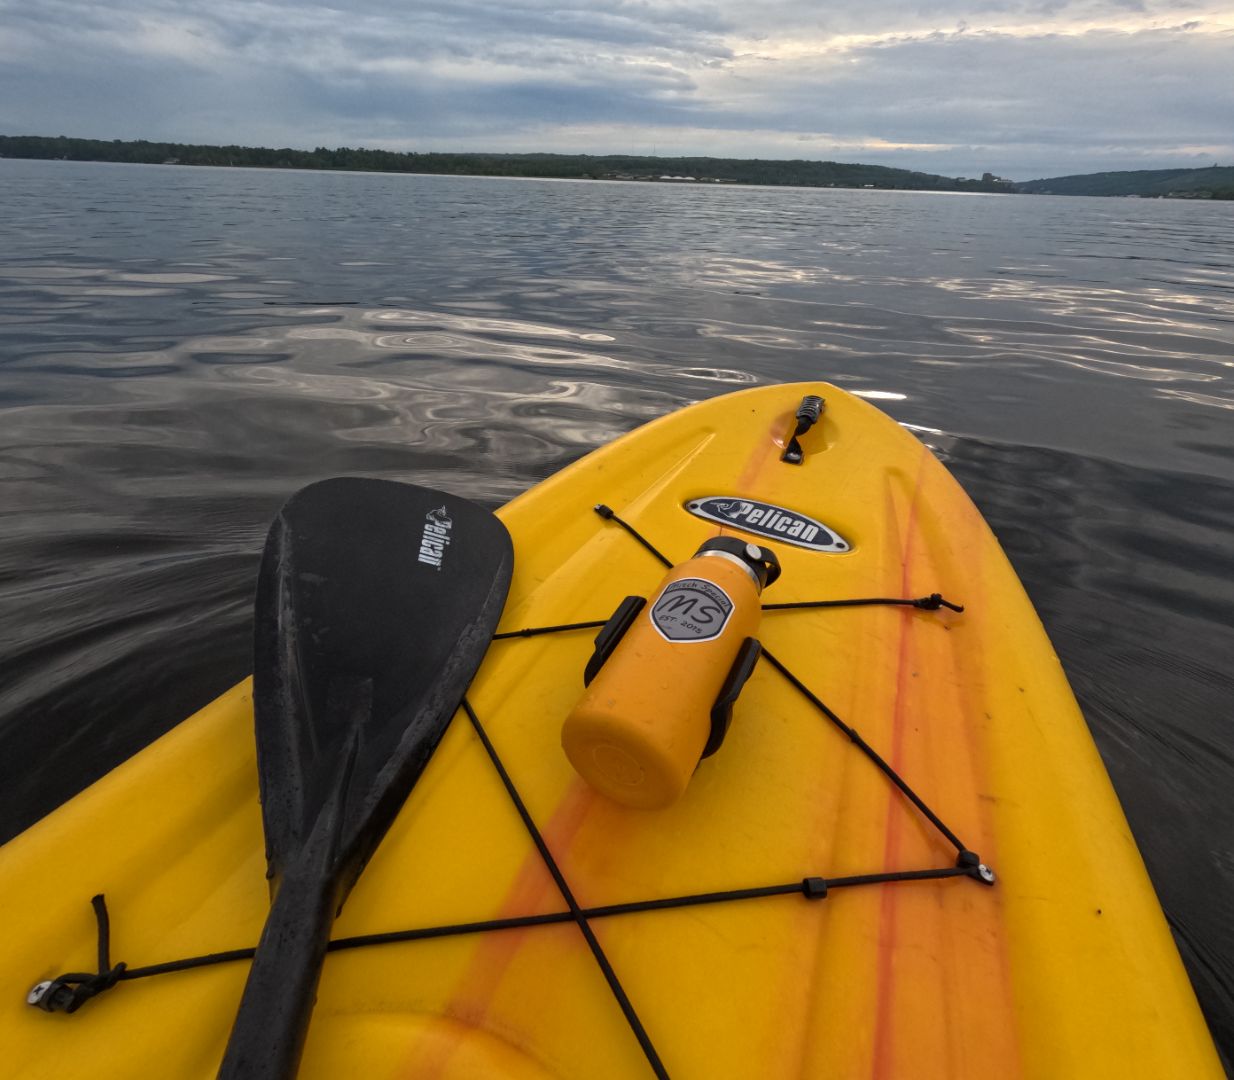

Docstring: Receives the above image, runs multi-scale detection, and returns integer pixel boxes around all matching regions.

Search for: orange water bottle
[562,536,781,809]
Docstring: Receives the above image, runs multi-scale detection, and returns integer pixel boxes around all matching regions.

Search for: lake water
[1,157,1231,1058]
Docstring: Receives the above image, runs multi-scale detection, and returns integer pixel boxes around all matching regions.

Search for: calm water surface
[1,158,1232,1057]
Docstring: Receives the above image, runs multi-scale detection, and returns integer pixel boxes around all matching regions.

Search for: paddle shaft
[219,680,365,1077]
[217,870,340,1079]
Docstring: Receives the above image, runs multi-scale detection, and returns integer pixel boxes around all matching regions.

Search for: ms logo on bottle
[649,578,734,642]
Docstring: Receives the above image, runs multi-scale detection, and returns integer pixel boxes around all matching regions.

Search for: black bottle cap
[694,536,782,591]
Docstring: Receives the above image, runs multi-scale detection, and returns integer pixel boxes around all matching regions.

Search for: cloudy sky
[2,0,1231,179]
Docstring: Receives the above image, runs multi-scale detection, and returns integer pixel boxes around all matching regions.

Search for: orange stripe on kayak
[734,408,791,492]
[710,402,797,543]
[408,781,595,1078]
[945,517,1023,1076]
[871,447,927,1080]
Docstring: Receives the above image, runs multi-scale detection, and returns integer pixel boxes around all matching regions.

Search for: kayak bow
[2,383,1221,1079]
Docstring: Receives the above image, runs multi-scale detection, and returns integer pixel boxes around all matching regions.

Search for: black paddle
[218,477,513,1079]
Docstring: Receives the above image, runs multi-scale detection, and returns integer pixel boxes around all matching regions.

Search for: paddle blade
[221,478,512,1078]
[253,476,513,890]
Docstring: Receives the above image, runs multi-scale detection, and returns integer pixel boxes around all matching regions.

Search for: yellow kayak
[0,382,1221,1078]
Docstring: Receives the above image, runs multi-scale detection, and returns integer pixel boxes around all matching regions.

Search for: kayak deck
[0,382,1221,1078]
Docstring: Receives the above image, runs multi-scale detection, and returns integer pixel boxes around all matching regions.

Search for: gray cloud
[1,0,1231,176]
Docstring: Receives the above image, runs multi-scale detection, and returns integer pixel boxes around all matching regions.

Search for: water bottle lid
[694,536,782,591]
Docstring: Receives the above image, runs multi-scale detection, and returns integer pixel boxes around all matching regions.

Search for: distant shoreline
[4,136,1232,199]
[0,134,1017,195]
[0,156,1025,198]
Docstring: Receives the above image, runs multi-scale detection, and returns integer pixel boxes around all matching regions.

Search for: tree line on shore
[1016,165,1234,199]
[0,135,1013,192]
[6,135,1230,199]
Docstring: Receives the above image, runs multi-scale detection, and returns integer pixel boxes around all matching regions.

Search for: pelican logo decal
[650,578,734,642]
[685,497,849,552]
[417,506,453,570]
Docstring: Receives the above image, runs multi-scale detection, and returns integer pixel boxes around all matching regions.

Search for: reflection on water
[1,158,1232,1057]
